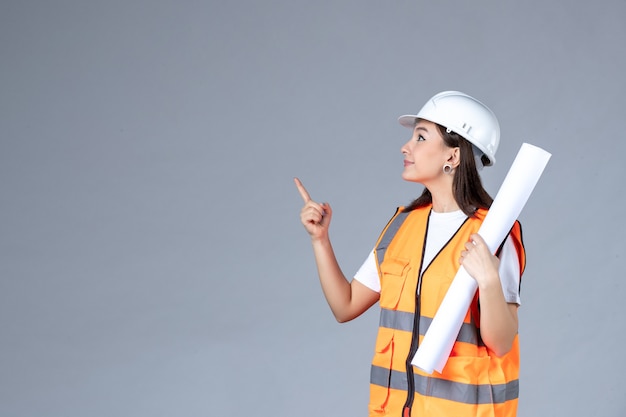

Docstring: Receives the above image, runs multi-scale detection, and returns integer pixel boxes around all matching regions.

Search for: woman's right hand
[294,177,332,241]
[294,177,379,323]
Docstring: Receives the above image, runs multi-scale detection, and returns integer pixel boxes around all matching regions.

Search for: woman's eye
[416,135,425,142]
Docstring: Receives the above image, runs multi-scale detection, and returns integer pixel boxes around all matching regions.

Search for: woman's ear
[448,147,461,168]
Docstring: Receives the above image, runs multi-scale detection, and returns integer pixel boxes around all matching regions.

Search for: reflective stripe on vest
[371,365,519,404]
[375,209,410,267]
[379,307,484,346]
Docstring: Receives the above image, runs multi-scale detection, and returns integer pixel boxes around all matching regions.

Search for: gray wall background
[1,1,625,416]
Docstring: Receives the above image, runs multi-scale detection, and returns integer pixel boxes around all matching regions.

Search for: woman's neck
[428,183,460,213]
[431,198,461,213]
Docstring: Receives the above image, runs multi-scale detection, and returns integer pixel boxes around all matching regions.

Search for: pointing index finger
[294,177,312,202]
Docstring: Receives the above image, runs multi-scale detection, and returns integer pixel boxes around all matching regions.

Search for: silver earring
[443,164,453,174]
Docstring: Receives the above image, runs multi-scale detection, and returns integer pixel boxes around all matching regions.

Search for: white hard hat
[398,91,500,166]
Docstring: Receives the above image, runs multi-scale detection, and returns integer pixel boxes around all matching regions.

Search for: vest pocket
[439,354,491,385]
[370,328,395,412]
[421,356,496,417]
[379,257,411,310]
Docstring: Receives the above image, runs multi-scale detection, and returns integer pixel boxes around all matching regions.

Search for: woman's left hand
[459,233,500,287]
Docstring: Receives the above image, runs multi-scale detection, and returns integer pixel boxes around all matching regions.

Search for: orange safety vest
[369,205,526,417]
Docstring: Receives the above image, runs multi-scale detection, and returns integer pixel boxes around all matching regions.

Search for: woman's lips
[403,160,414,167]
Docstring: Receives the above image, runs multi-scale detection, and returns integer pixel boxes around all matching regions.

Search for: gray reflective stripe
[371,365,519,405]
[379,308,414,332]
[371,364,408,391]
[375,210,410,265]
[379,308,484,346]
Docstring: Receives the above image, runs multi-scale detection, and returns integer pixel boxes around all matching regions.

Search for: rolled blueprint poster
[411,143,551,374]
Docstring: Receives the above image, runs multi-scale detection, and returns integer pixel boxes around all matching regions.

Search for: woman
[295,91,525,417]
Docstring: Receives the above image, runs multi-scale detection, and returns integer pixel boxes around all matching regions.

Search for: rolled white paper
[411,143,551,374]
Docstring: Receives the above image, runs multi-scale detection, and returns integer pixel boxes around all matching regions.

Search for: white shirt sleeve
[353,250,380,293]
[499,235,522,305]
[353,235,521,304]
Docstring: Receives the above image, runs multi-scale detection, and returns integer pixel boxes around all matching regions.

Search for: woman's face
[400,119,456,184]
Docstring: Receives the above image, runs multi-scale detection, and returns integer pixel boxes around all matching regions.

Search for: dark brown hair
[404,121,493,216]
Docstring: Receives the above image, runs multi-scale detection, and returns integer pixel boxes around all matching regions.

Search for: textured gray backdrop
[1,1,625,416]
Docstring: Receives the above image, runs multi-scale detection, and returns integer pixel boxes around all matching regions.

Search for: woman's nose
[400,140,409,155]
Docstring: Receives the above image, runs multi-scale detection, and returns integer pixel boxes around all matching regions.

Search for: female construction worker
[295,91,525,417]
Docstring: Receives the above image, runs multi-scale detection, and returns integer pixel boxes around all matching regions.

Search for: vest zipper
[402,211,431,416]
[402,270,423,417]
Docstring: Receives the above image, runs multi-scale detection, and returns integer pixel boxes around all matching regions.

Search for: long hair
[404,122,493,216]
